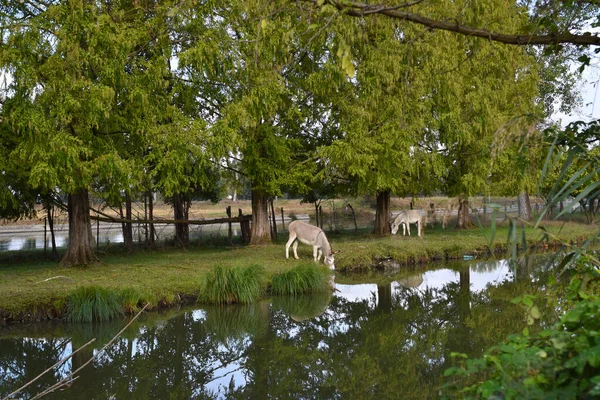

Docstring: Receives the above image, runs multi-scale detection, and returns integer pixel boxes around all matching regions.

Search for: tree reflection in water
[0,259,568,399]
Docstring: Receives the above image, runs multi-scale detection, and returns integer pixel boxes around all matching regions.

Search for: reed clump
[270,264,331,296]
[199,264,266,305]
[65,286,123,322]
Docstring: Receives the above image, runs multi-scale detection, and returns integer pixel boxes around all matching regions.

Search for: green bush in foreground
[199,264,266,305]
[443,258,600,399]
[65,286,123,322]
[270,264,331,296]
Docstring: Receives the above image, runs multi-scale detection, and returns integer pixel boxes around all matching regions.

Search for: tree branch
[309,0,600,46]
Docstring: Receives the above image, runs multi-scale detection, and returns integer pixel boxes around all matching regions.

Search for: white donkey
[391,210,423,237]
[285,220,337,270]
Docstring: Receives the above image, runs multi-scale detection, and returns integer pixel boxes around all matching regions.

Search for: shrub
[270,264,331,296]
[199,264,265,305]
[65,286,123,322]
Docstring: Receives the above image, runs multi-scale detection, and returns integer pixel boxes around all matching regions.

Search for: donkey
[391,210,423,237]
[285,220,337,270]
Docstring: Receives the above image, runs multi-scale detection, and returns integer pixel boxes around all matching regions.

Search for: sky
[553,59,600,127]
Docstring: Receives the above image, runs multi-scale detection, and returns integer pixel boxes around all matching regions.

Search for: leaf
[536,350,547,358]
[551,337,567,350]
[529,305,541,319]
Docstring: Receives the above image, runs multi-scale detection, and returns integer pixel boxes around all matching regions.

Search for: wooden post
[239,208,251,244]
[96,214,99,253]
[44,216,47,257]
[347,203,358,231]
[319,206,323,229]
[226,206,232,246]
[280,207,285,231]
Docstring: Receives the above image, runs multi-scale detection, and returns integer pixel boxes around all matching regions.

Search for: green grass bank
[0,221,595,324]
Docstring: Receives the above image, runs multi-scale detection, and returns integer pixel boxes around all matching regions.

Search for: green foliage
[443,256,600,399]
[65,286,123,322]
[270,264,331,296]
[199,264,266,305]
[119,287,145,314]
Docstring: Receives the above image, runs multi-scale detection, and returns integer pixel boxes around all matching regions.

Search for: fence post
[226,206,232,246]
[44,216,47,257]
[281,207,285,231]
[96,215,99,253]
[239,208,250,244]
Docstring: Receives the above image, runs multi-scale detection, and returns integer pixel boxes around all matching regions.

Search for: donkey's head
[325,250,340,270]
[390,220,400,235]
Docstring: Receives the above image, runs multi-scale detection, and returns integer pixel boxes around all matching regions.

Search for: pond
[0,257,566,399]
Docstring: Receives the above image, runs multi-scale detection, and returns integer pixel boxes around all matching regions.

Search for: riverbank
[0,221,595,324]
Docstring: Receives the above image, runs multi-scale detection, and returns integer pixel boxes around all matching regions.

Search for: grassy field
[0,210,596,323]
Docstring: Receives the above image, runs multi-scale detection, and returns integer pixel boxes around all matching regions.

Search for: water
[0,258,564,399]
[0,222,261,252]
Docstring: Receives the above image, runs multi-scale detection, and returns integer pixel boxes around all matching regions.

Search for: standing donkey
[285,220,337,270]
[391,210,424,237]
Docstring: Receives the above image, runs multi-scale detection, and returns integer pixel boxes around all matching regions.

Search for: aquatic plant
[65,286,123,322]
[270,264,331,296]
[199,264,265,305]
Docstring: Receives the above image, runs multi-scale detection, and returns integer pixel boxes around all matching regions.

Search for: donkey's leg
[313,246,320,263]
[285,233,297,259]
[293,241,300,259]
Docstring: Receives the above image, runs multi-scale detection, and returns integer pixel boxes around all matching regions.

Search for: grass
[65,286,123,322]
[0,218,597,322]
[199,264,266,305]
[270,263,331,295]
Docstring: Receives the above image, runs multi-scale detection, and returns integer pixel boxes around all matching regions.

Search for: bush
[199,264,266,305]
[65,286,123,322]
[270,263,331,296]
[443,257,600,399]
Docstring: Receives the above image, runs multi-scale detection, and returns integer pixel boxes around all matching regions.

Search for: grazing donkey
[285,220,337,270]
[391,210,423,237]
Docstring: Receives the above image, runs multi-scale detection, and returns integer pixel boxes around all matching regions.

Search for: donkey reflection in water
[285,220,338,270]
[391,210,424,237]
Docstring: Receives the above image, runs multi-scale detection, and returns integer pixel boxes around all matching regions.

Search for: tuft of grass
[65,286,123,322]
[199,264,266,305]
[270,264,331,296]
[119,287,144,313]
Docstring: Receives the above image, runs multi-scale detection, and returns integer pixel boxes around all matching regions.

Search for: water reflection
[0,223,288,252]
[0,259,564,399]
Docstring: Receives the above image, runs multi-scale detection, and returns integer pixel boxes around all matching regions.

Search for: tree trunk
[456,197,472,229]
[315,202,320,228]
[60,189,98,267]
[250,189,270,245]
[518,191,532,221]
[373,190,391,235]
[120,195,134,253]
[173,194,189,248]
[376,283,393,313]
[269,197,277,242]
[45,199,59,261]
[148,190,155,248]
